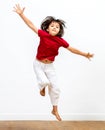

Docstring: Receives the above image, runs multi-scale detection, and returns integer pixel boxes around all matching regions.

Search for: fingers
[85,52,94,61]
[88,53,94,61]
[13,4,18,12]
[13,4,25,14]
[23,7,25,12]
[15,3,21,9]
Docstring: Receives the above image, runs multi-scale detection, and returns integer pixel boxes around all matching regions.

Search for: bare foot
[51,110,62,121]
[40,87,45,96]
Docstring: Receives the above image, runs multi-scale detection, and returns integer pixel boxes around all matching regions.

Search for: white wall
[0,0,105,120]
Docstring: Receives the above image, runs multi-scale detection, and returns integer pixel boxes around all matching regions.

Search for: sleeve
[62,39,69,48]
[58,37,69,48]
[38,29,49,37]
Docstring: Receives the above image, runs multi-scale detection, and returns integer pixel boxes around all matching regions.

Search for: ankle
[52,105,58,112]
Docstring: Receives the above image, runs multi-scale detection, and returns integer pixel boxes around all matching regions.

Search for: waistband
[36,58,53,64]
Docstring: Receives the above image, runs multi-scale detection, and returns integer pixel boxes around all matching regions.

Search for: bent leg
[33,60,50,95]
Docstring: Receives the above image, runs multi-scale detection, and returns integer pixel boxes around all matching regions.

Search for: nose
[53,26,56,30]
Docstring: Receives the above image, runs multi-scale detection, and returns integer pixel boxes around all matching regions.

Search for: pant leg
[33,60,51,90]
[44,63,60,106]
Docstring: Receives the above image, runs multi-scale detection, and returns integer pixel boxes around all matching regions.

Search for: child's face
[47,21,60,36]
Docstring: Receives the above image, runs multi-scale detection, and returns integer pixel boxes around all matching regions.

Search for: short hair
[40,16,66,37]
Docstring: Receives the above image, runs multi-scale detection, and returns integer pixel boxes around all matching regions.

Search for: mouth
[52,30,56,32]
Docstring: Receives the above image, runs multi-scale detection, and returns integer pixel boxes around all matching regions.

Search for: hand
[85,52,94,61]
[13,4,25,15]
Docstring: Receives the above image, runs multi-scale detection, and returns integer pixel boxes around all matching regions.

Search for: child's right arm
[13,4,38,34]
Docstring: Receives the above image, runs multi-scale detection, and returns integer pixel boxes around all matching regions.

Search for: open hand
[86,52,94,61]
[13,4,25,15]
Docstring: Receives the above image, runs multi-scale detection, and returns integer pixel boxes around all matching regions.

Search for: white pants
[33,59,60,106]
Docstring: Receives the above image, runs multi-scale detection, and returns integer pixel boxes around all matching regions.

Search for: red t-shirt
[36,29,69,61]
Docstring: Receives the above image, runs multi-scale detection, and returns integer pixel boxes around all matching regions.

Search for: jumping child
[13,4,94,121]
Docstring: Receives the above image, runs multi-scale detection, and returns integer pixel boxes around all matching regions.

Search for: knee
[55,88,60,94]
[39,82,50,88]
[49,87,60,96]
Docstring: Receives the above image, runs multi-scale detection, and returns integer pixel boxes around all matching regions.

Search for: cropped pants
[33,59,60,106]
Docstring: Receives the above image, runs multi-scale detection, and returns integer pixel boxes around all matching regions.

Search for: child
[13,4,94,121]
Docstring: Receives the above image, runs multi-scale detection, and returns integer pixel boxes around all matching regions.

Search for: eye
[56,26,60,29]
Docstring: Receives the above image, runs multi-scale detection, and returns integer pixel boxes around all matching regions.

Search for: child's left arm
[67,46,94,60]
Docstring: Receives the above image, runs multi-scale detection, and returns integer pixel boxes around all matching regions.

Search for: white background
[0,0,105,120]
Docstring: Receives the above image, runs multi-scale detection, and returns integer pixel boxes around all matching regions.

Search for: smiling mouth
[52,30,56,32]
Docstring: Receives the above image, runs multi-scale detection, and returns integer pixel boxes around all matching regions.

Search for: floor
[0,121,105,130]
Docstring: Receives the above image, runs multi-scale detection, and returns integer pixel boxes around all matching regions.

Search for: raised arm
[13,4,38,34]
[67,46,94,60]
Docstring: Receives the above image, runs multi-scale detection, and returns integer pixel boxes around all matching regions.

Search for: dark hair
[40,16,66,37]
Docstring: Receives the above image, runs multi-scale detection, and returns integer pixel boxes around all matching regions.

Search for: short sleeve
[62,39,69,48]
[38,29,49,37]
[57,37,69,48]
